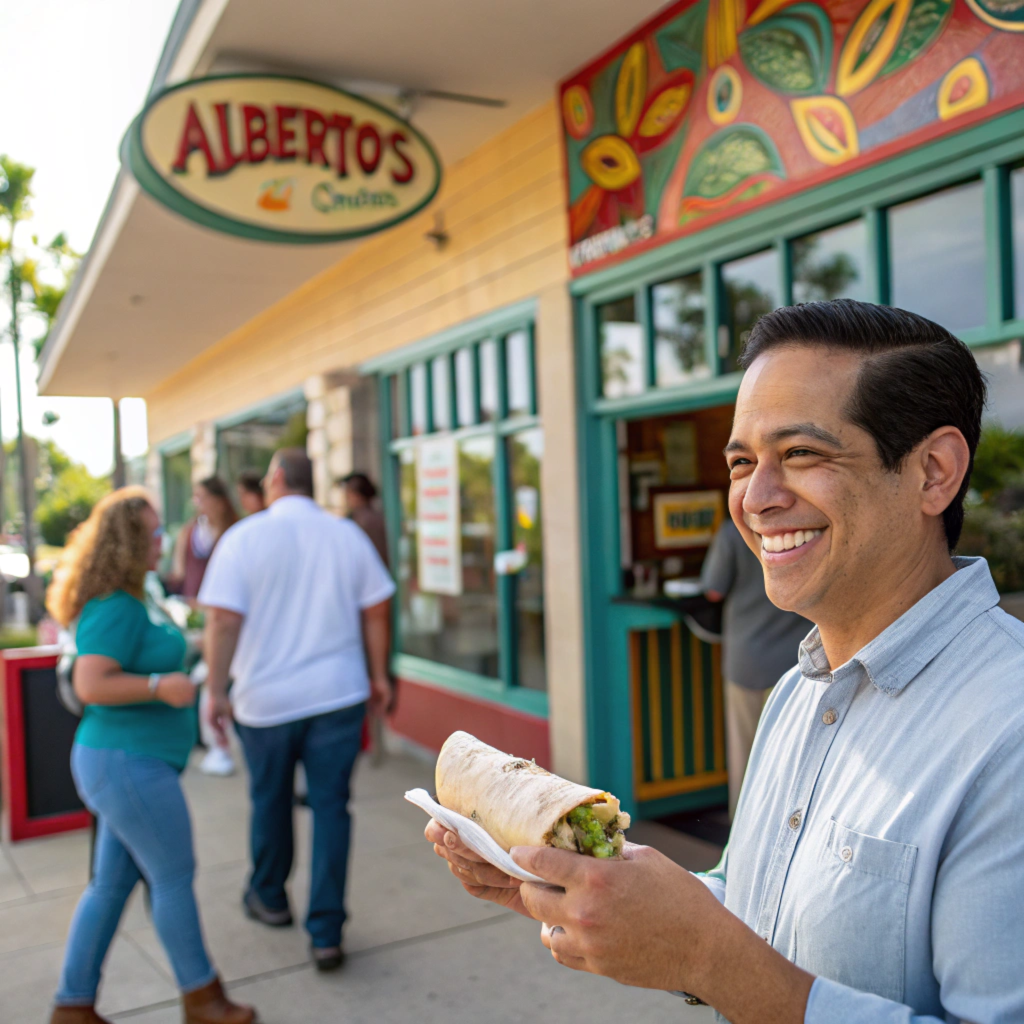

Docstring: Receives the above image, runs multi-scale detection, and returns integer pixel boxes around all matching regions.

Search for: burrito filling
[551,803,629,858]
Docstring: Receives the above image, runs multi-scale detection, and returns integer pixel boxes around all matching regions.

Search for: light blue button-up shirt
[702,557,1024,1023]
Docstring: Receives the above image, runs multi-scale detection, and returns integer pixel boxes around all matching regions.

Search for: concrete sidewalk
[0,749,721,1023]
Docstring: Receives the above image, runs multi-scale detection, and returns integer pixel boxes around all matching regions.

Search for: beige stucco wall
[141,99,589,782]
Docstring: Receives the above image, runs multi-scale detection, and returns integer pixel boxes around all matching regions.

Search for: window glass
[409,363,428,435]
[162,449,193,539]
[389,374,404,438]
[396,437,499,678]
[792,220,870,303]
[1012,167,1024,319]
[479,339,499,421]
[506,329,533,416]
[455,347,476,427]
[599,295,644,398]
[652,272,708,388]
[890,180,985,332]
[509,428,546,691]
[431,355,451,432]
[721,249,779,372]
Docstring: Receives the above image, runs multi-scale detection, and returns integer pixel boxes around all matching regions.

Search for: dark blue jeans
[235,702,365,948]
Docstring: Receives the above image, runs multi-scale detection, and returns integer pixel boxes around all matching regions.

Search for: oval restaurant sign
[123,75,442,243]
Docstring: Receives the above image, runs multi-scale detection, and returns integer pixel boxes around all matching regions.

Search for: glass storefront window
[431,355,451,432]
[389,374,403,438]
[396,438,499,678]
[479,339,499,421]
[792,220,870,303]
[890,180,985,332]
[409,363,428,435]
[721,249,779,371]
[506,329,533,416]
[162,449,193,538]
[1012,167,1024,320]
[509,428,546,691]
[599,295,644,398]
[652,272,708,388]
[455,347,476,427]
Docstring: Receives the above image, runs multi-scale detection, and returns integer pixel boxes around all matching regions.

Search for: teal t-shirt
[73,590,196,769]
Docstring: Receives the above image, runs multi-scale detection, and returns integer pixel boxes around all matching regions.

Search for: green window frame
[363,300,547,716]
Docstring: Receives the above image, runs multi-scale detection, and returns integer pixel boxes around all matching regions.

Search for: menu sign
[416,437,462,595]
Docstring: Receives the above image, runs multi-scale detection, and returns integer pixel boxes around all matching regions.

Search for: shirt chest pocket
[793,819,918,1004]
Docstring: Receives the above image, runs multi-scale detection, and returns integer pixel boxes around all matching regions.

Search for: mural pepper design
[561,0,1024,273]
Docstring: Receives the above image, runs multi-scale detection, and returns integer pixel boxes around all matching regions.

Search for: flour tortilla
[435,731,623,852]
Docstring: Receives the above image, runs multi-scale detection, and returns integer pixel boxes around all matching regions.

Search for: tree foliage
[35,463,109,547]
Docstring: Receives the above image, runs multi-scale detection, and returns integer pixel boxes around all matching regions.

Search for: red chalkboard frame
[1,647,91,842]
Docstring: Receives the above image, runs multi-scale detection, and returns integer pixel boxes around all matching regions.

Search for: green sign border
[122,73,443,245]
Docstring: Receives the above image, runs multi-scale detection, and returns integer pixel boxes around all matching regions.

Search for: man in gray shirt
[701,518,811,815]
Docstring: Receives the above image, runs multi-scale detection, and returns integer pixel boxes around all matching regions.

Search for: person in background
[339,472,389,567]
[170,477,238,602]
[46,488,255,1024]
[200,450,395,973]
[235,470,266,516]
[701,517,812,816]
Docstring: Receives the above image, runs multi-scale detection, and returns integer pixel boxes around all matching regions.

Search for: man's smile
[754,527,826,561]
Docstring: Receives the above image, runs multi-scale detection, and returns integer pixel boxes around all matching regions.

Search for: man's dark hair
[274,448,314,497]
[740,299,986,550]
[237,469,264,496]
[339,472,378,501]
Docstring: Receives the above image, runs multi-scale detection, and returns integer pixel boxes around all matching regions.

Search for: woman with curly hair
[46,488,256,1024]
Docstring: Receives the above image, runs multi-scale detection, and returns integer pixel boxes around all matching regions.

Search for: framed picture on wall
[652,490,724,550]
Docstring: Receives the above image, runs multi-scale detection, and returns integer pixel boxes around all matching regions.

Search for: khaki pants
[726,681,773,818]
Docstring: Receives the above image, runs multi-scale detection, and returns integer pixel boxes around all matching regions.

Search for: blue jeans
[235,702,365,948]
[56,746,216,1005]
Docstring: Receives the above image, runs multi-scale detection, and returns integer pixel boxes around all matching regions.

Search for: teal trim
[776,236,792,307]
[392,654,549,717]
[592,372,743,420]
[213,387,305,431]
[123,74,443,246]
[865,206,889,305]
[156,429,193,456]
[985,165,1013,327]
[360,299,537,375]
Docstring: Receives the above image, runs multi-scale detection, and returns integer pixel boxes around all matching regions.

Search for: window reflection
[431,356,451,432]
[721,250,779,371]
[455,347,476,427]
[792,220,869,304]
[479,339,499,421]
[409,363,428,435]
[509,428,546,691]
[506,329,533,416]
[599,295,645,398]
[890,180,985,332]
[653,272,708,388]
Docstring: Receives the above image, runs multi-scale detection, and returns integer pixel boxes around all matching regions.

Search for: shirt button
[822,708,837,725]
[840,846,853,862]
[788,811,802,831]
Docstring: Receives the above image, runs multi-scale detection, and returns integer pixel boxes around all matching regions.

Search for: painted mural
[561,0,1024,272]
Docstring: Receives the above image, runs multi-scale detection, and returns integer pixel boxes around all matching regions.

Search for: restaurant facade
[40,0,1024,817]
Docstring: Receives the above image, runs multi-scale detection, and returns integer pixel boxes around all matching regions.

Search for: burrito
[435,731,630,858]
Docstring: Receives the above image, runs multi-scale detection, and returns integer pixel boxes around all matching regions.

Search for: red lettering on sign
[171,103,219,175]
[243,105,270,163]
[390,131,415,184]
[356,123,382,174]
[328,114,353,177]
[304,108,330,167]
[212,103,243,175]
[273,106,298,160]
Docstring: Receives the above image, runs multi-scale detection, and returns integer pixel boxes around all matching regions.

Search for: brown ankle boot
[181,978,256,1024]
[50,1007,112,1024]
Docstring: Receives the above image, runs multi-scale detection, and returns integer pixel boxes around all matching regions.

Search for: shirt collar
[797,556,1001,695]
[268,494,319,516]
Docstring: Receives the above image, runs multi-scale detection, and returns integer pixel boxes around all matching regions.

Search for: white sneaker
[200,747,236,776]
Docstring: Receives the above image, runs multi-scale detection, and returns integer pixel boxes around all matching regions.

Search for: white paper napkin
[405,788,560,887]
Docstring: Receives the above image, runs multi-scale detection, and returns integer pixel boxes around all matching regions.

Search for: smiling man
[426,300,1024,1023]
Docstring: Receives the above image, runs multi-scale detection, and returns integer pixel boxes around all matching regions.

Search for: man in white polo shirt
[199,448,394,973]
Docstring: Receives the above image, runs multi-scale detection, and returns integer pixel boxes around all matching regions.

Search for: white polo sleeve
[197,526,251,615]
[347,522,396,608]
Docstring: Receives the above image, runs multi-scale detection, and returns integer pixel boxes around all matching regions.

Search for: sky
[1,0,181,475]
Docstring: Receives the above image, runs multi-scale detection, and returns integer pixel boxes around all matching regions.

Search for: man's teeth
[761,529,822,554]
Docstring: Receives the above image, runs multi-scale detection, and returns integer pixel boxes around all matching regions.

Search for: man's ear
[918,426,970,519]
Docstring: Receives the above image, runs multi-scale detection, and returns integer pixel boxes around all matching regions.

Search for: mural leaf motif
[964,0,1024,31]
[563,85,595,140]
[616,44,648,138]
[634,69,696,154]
[656,0,710,72]
[837,0,913,96]
[682,124,785,202]
[581,134,643,191]
[706,0,747,68]
[882,0,953,75]
[738,3,834,95]
[937,57,990,119]
[791,96,860,164]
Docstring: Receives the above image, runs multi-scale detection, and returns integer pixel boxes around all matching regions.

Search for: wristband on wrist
[148,673,162,696]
